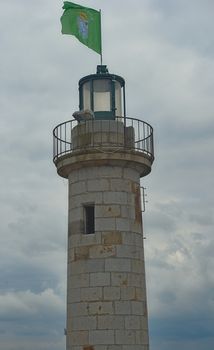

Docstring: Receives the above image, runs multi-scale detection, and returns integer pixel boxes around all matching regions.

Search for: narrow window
[84,204,95,234]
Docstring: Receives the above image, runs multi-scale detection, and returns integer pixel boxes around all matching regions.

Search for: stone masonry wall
[67,165,149,350]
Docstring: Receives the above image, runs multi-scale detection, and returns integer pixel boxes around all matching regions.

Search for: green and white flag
[61,1,102,54]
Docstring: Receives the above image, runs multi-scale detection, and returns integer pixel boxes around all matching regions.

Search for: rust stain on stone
[83,346,94,350]
[121,278,128,286]
[132,183,142,224]
[100,245,114,254]
[102,231,122,245]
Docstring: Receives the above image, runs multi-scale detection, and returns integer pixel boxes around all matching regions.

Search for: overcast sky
[0,1,214,349]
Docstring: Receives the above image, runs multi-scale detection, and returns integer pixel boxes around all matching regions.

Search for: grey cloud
[148,0,214,56]
[189,213,214,226]
[0,288,65,349]
[145,209,177,233]
[0,289,64,319]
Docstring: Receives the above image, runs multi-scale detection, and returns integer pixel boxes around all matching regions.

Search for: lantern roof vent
[96,65,109,74]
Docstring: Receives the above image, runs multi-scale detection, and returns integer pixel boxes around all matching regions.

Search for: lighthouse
[53,65,154,350]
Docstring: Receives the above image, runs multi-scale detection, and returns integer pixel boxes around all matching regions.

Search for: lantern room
[78,65,125,120]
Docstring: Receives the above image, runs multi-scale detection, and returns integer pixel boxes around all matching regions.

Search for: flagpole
[100,9,102,65]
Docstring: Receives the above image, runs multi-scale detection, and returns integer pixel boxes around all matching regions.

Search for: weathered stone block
[90,272,111,287]
[116,218,131,231]
[127,193,135,206]
[72,192,103,208]
[68,170,79,184]
[116,245,140,259]
[131,301,145,315]
[97,315,124,330]
[115,301,131,315]
[68,234,81,248]
[103,192,127,205]
[140,316,149,329]
[68,302,88,316]
[87,179,110,192]
[135,234,143,247]
[89,245,116,259]
[115,330,135,344]
[121,205,135,219]
[93,346,107,350]
[131,260,144,274]
[123,168,139,182]
[125,316,141,330]
[70,181,87,195]
[121,232,137,246]
[67,331,89,346]
[89,330,114,345]
[88,301,114,315]
[69,261,86,275]
[130,221,142,234]
[103,286,120,300]
[81,287,102,301]
[96,218,116,231]
[79,232,102,247]
[96,205,121,218]
[111,273,128,287]
[108,131,124,145]
[85,259,105,273]
[67,288,81,302]
[120,286,136,301]
[70,316,97,330]
[102,232,122,245]
[68,220,84,236]
[74,246,89,260]
[135,287,145,301]
[128,273,143,288]
[123,346,144,350]
[70,274,90,288]
[78,166,99,181]
[70,258,104,274]
[68,248,75,263]
[110,179,132,192]
[136,330,149,345]
[69,206,83,222]
[99,166,122,178]
[105,258,131,272]
[69,194,80,209]
[140,249,145,260]
[68,347,81,350]
[107,346,122,350]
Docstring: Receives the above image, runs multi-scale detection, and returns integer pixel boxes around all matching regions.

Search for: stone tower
[53,65,154,350]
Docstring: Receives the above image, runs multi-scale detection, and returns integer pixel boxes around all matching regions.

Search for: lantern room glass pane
[93,79,111,111]
[83,82,91,110]
[115,81,122,117]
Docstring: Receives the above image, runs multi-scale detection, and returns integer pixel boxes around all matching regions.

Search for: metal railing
[53,116,154,164]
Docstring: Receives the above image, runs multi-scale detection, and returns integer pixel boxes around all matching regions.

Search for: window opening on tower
[84,204,95,234]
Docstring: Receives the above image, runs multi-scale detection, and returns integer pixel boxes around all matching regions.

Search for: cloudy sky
[0,0,214,349]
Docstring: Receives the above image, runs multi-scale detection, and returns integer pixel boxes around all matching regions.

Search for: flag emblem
[78,12,88,40]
